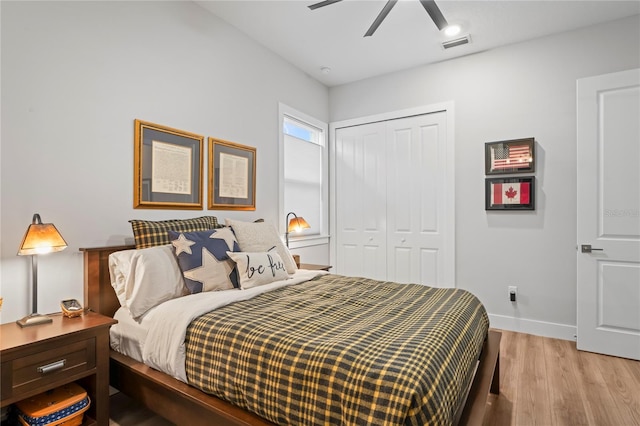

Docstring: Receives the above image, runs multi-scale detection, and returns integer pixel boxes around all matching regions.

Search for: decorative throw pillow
[226,250,290,289]
[108,245,187,319]
[225,219,298,274]
[169,228,240,293]
[129,216,221,249]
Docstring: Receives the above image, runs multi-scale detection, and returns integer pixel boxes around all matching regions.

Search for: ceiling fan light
[444,24,461,37]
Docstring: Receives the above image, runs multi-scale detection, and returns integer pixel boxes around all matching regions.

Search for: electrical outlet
[508,286,517,302]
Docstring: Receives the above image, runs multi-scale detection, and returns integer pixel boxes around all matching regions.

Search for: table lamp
[285,212,310,247]
[16,213,67,327]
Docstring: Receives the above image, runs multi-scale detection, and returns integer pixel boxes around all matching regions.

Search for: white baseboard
[488,313,577,342]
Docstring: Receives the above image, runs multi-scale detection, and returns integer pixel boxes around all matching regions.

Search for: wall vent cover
[442,35,471,49]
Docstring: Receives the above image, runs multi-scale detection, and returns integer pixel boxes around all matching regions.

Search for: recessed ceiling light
[444,24,461,37]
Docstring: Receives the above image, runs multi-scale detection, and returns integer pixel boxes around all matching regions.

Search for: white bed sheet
[109,269,327,383]
[110,307,149,363]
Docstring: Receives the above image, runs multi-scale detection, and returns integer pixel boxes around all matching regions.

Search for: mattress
[185,274,489,426]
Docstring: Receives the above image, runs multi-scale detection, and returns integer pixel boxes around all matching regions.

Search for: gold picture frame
[208,138,256,210]
[134,119,204,209]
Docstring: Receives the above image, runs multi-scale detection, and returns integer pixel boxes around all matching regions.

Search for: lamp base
[16,313,53,328]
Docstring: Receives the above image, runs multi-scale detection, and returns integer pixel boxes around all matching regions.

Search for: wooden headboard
[80,245,134,317]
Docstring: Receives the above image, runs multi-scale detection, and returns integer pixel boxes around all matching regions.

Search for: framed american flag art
[486,177,535,210]
[485,138,535,175]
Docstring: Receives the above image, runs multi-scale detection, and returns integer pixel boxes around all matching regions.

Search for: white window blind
[282,114,326,239]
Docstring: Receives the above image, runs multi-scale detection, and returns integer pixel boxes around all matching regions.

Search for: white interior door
[386,112,453,286]
[335,122,387,280]
[577,68,640,360]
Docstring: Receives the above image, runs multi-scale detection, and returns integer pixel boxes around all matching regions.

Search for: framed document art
[485,138,535,175]
[134,119,204,209]
[486,177,535,210]
[209,138,256,210]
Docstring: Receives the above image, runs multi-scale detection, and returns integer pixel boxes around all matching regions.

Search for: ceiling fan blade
[419,0,448,30]
[364,0,398,37]
[308,0,343,10]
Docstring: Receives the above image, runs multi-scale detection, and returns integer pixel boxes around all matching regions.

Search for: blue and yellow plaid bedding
[185,274,489,426]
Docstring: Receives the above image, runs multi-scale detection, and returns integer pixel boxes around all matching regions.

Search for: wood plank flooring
[483,329,640,426]
[109,329,640,425]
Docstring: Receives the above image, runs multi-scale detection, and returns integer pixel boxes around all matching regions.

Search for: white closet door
[386,112,452,286]
[334,110,454,286]
[334,122,387,280]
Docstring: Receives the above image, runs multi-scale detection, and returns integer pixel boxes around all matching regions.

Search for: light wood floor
[109,329,640,426]
[483,330,640,426]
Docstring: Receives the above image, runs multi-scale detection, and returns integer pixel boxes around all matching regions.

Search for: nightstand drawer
[9,338,96,396]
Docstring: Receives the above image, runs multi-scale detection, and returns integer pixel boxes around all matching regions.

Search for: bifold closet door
[334,122,387,280]
[334,111,453,286]
[386,112,450,286]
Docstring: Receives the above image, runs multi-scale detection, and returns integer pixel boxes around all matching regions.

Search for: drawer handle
[37,359,66,374]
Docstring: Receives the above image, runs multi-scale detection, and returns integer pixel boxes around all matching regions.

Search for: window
[279,104,328,246]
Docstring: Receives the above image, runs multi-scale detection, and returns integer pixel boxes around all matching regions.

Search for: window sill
[287,234,329,249]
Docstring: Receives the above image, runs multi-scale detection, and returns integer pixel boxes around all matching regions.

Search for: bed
[82,238,500,425]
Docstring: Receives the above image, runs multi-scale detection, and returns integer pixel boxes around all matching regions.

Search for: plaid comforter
[185,274,489,426]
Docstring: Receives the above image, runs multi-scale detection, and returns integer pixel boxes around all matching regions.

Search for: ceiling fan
[308,0,449,37]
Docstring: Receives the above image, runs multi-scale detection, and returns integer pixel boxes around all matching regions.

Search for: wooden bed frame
[81,245,501,426]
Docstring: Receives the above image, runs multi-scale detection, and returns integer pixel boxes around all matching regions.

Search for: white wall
[329,15,640,340]
[2,2,637,338]
[0,1,329,323]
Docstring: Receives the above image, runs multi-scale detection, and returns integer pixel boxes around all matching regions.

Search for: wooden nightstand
[299,263,332,271]
[1,312,117,426]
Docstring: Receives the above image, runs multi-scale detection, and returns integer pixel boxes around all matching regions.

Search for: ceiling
[196,0,640,87]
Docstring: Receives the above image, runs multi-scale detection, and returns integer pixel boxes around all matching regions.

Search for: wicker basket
[16,383,90,426]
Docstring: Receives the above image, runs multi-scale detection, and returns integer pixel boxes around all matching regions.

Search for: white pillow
[227,251,290,289]
[225,219,298,274]
[108,245,187,319]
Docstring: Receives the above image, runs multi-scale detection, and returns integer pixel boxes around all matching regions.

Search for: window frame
[278,103,329,249]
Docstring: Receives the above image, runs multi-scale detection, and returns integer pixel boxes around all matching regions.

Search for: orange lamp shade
[18,214,67,256]
[288,216,310,233]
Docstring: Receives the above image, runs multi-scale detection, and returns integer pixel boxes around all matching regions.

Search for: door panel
[577,68,640,360]
[387,112,448,286]
[391,246,412,284]
[599,262,640,330]
[600,87,640,238]
[335,123,387,280]
[420,248,438,285]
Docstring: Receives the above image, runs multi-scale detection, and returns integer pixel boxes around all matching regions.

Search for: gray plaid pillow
[130,216,221,248]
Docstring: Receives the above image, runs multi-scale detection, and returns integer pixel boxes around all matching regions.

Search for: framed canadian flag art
[485,177,535,210]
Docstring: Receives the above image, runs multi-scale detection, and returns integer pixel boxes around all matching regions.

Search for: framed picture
[486,177,535,210]
[134,119,204,209]
[209,138,256,210]
[485,138,535,175]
